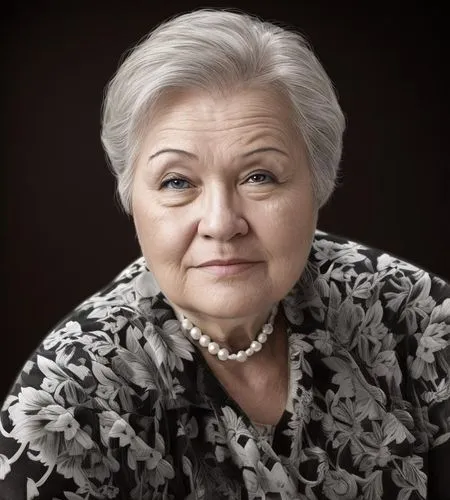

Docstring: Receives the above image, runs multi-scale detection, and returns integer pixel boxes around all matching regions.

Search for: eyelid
[243,170,277,184]
[159,174,193,190]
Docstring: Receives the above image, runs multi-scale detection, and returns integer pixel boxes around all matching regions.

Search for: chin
[186,289,277,320]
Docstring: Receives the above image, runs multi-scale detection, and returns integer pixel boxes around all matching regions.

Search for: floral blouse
[0,230,449,500]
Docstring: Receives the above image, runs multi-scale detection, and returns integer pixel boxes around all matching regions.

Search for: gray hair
[101,8,345,213]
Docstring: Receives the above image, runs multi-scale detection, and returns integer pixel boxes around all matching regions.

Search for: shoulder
[288,230,448,327]
[287,231,450,497]
[305,230,449,362]
[308,229,449,309]
[298,230,449,443]
[3,255,190,416]
[0,257,185,498]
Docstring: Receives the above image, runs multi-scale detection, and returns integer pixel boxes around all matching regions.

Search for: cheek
[132,198,193,268]
[260,191,317,249]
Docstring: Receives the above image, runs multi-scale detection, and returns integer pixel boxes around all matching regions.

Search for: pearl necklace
[179,304,278,362]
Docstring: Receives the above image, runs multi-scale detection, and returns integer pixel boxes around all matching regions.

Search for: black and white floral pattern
[1,231,449,499]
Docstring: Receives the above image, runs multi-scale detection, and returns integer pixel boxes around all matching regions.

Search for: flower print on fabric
[0,231,449,499]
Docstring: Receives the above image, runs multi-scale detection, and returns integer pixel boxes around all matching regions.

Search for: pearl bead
[217,348,229,361]
[182,318,193,330]
[262,324,273,335]
[236,351,247,362]
[257,332,268,344]
[245,347,255,357]
[190,327,202,340]
[207,342,220,355]
[199,335,211,347]
[251,340,262,352]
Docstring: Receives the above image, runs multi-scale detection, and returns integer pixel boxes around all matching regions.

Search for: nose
[197,185,249,241]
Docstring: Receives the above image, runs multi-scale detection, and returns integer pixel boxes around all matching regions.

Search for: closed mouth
[195,260,262,277]
[197,259,254,267]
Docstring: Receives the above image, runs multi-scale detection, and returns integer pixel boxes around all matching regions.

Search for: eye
[245,172,275,184]
[160,177,192,190]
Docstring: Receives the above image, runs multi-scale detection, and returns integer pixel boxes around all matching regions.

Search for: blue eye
[246,172,274,184]
[161,178,191,190]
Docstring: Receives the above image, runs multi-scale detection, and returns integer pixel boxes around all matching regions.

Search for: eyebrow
[242,147,288,158]
[148,149,198,163]
[147,146,288,163]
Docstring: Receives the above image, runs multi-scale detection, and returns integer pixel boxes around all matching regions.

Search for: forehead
[144,87,299,150]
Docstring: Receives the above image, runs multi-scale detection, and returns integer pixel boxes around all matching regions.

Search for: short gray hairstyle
[101,8,345,213]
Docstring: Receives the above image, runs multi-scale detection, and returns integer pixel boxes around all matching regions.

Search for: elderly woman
[1,8,449,500]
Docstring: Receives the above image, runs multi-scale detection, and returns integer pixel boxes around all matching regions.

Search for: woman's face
[131,88,318,322]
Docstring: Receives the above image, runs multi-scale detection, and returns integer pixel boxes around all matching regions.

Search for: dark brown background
[2,1,448,402]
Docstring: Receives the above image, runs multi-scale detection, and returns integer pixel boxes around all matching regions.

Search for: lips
[197,259,253,267]
[196,259,261,277]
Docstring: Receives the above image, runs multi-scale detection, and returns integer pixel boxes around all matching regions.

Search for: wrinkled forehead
[140,86,302,153]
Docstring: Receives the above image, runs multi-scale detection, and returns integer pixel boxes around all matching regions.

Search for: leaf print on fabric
[370,350,402,387]
[360,300,388,340]
[60,493,89,500]
[289,333,314,379]
[322,468,357,500]
[37,355,92,408]
[385,272,435,334]
[147,432,175,488]
[99,410,174,489]
[326,297,365,351]
[376,253,420,275]
[177,413,199,439]
[360,470,383,500]
[182,455,207,500]
[391,456,427,500]
[112,326,161,390]
[351,434,392,474]
[43,321,84,351]
[422,378,450,405]
[298,447,329,487]
[8,385,115,497]
[328,264,358,286]
[97,485,120,499]
[1,230,448,498]
[0,453,11,480]
[91,361,135,413]
[381,413,415,446]
[283,263,326,325]
[27,477,40,499]
[313,239,371,269]
[322,396,364,450]
[284,386,313,461]
[433,431,450,448]
[220,406,260,468]
[322,355,386,420]
[9,387,94,464]
[353,294,397,380]
[101,314,129,335]
[242,468,266,499]
[308,329,334,356]
[251,460,298,499]
[410,298,450,380]
[143,319,194,372]
[205,416,229,463]
[345,272,382,301]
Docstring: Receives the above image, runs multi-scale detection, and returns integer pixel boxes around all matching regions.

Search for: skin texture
[131,87,318,349]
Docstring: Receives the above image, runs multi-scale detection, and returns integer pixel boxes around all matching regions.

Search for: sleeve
[419,277,450,499]
[394,269,450,499]
[0,313,168,500]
